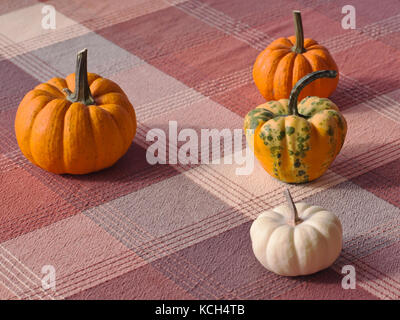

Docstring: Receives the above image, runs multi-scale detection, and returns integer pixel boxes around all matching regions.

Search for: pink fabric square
[0,167,79,242]
[335,40,400,93]
[3,213,141,298]
[332,102,400,177]
[362,243,400,281]
[255,7,348,43]
[68,262,194,300]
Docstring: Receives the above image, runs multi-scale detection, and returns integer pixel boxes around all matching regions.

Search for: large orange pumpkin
[253,11,339,101]
[15,49,137,174]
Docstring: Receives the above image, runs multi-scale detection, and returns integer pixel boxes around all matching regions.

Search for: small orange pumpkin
[253,11,339,101]
[15,49,137,174]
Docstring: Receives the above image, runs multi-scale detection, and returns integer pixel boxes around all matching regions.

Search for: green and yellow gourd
[244,70,347,183]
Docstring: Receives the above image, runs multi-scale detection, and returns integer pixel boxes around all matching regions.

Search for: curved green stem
[64,48,95,106]
[288,70,337,116]
[292,11,305,54]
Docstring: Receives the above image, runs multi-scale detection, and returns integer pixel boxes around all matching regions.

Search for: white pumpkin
[250,189,342,276]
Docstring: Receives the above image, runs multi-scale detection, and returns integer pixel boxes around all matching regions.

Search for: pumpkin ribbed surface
[253,11,339,101]
[15,50,136,174]
[244,70,347,183]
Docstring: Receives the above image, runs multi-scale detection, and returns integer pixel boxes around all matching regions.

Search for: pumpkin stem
[292,11,306,54]
[64,48,95,106]
[284,189,301,226]
[288,70,337,116]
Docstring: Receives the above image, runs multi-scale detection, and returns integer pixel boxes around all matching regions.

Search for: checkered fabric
[0,0,399,300]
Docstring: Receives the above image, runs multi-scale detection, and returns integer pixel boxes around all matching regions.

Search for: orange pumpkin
[15,49,137,174]
[253,11,339,101]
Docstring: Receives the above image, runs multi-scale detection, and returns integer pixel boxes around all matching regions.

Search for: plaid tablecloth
[0,0,399,300]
